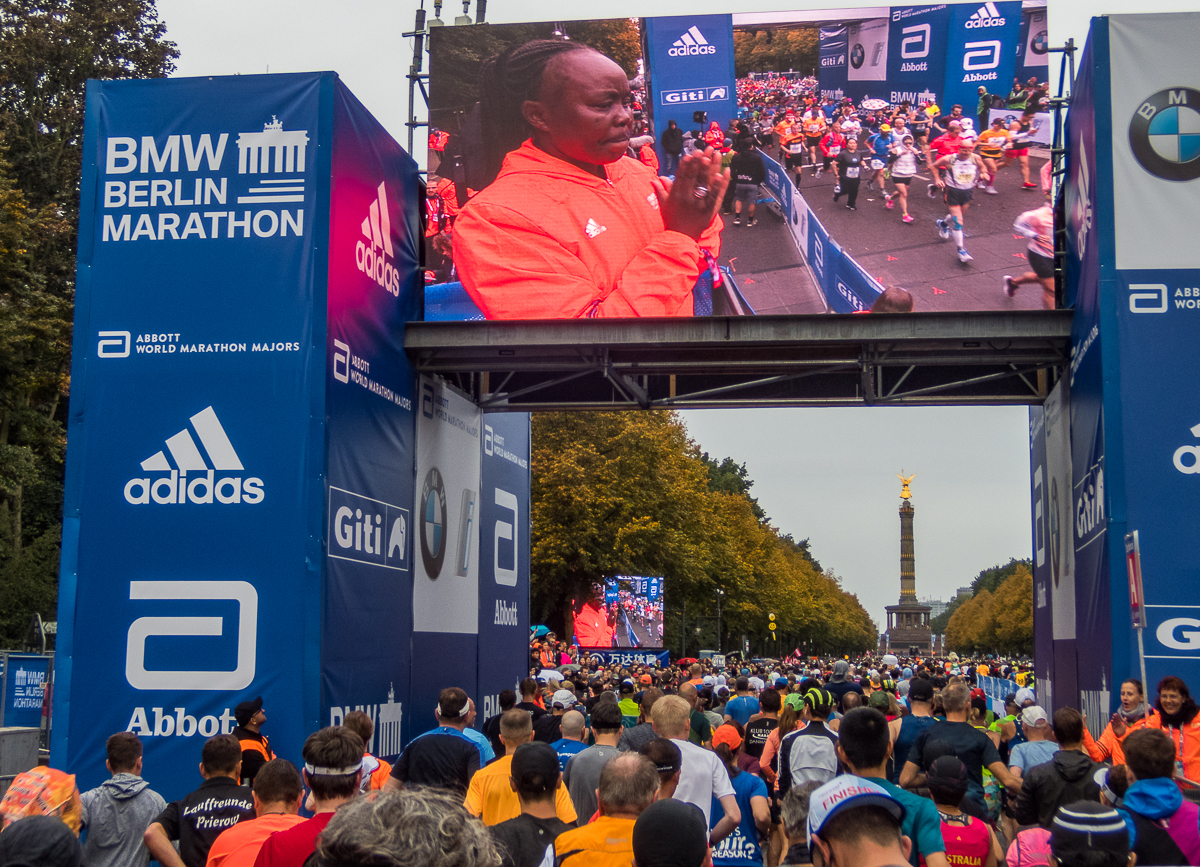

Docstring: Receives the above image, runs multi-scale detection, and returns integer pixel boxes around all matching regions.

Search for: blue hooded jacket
[1118,776,1200,849]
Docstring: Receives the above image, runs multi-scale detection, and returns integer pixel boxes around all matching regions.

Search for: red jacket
[452,140,721,319]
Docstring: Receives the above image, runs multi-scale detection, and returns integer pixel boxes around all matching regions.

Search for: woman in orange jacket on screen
[1147,675,1200,782]
[451,39,727,320]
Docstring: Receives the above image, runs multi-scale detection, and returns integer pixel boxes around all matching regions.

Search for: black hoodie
[1014,748,1104,828]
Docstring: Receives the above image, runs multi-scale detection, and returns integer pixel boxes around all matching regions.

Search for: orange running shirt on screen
[574,599,615,647]
[452,140,721,319]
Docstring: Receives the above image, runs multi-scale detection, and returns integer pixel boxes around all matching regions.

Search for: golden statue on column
[897,474,915,500]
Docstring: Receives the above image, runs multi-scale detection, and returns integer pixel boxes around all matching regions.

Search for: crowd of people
[8,654,1200,867]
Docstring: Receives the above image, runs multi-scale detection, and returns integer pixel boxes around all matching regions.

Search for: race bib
[845,166,860,178]
[952,164,976,185]
[788,143,803,153]
[829,146,841,156]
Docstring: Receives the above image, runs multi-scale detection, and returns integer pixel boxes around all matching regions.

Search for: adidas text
[669,44,716,56]
[356,181,402,296]
[125,406,264,505]
[965,16,1006,27]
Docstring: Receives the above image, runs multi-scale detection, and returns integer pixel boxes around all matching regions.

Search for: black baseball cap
[234,696,263,726]
[908,679,934,702]
[633,799,709,867]
[510,742,560,796]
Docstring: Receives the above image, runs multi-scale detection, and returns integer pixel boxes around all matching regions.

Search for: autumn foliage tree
[532,411,877,656]
[945,564,1033,655]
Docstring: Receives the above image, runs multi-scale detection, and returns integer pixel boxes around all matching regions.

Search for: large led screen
[569,576,665,649]
[426,3,1052,318]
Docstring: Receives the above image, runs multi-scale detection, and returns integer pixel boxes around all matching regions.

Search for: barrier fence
[758,149,885,313]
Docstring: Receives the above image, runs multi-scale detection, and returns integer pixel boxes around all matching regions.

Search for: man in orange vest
[232,696,274,787]
[553,753,660,867]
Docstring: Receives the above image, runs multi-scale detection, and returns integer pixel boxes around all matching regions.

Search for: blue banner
[477,412,532,723]
[833,250,885,313]
[1115,269,1200,688]
[587,650,671,668]
[1028,404,1053,705]
[321,82,420,762]
[818,25,849,102]
[3,654,50,729]
[644,15,736,167]
[886,5,952,108]
[943,2,1022,120]
[1015,9,1050,84]
[59,73,330,798]
[807,216,848,312]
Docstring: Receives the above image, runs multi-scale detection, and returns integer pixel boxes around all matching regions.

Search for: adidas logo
[124,406,264,505]
[668,26,716,56]
[965,3,1006,28]
[354,180,402,296]
[585,218,607,239]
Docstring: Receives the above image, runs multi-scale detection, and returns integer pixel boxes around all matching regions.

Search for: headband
[305,761,363,776]
[437,702,470,718]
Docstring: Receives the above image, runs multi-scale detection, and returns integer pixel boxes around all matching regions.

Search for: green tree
[0,0,177,646]
[531,411,877,657]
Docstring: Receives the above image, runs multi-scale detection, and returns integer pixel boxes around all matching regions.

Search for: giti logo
[965,3,1007,28]
[1069,137,1093,259]
[668,26,716,57]
[123,406,264,505]
[355,181,403,296]
[1129,88,1200,182]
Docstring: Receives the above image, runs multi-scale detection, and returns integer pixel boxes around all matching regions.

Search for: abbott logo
[1129,283,1168,313]
[355,181,402,296]
[965,2,1007,27]
[901,25,931,59]
[668,26,716,56]
[963,41,1002,71]
[126,580,258,690]
[333,339,351,382]
[124,406,264,505]
[98,331,131,358]
[493,488,518,586]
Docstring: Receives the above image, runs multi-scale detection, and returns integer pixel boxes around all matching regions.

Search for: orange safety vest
[239,733,273,762]
[369,755,392,790]
[1148,713,1200,781]
[555,816,636,867]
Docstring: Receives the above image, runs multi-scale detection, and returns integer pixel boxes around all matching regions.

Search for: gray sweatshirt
[81,773,167,867]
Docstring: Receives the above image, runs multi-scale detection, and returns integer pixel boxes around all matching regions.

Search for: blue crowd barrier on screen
[425,282,484,321]
[2,655,50,728]
[644,15,736,168]
[978,674,1030,716]
[833,250,885,313]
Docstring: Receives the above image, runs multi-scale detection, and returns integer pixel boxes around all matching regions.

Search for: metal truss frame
[405,310,1072,411]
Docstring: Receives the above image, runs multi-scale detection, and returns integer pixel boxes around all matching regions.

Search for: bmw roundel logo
[1030,29,1048,55]
[420,466,447,578]
[1129,87,1200,181]
[850,44,865,69]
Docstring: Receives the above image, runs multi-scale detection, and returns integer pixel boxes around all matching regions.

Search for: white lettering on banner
[329,686,403,757]
[98,331,131,358]
[1069,323,1098,388]
[125,580,258,690]
[901,24,931,58]
[494,600,519,625]
[668,26,716,57]
[494,488,519,586]
[124,407,265,506]
[1075,465,1104,542]
[1158,618,1200,651]
[1173,423,1200,474]
[329,338,411,410]
[127,706,236,738]
[1079,677,1112,742]
[328,486,410,572]
[354,181,402,296]
[1129,283,1168,313]
[963,40,1001,72]
[101,119,308,244]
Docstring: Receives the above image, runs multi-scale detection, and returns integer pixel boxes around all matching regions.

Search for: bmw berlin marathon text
[101,117,307,244]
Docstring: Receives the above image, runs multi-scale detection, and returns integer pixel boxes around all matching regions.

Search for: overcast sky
[153,0,1162,629]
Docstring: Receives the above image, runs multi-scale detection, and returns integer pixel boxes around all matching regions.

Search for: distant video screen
[570,577,664,649]
[425,3,1053,319]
